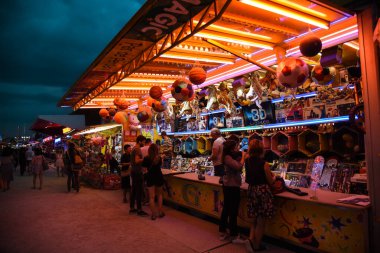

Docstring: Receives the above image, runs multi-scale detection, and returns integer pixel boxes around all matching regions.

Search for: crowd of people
[1,129,276,252]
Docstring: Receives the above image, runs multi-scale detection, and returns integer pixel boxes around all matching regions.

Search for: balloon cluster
[148,86,168,113]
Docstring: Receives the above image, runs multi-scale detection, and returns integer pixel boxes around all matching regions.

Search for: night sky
[0,0,145,139]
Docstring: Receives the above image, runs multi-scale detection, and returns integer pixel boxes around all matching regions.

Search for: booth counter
[162,171,369,253]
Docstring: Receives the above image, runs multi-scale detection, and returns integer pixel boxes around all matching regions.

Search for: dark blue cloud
[0,0,145,138]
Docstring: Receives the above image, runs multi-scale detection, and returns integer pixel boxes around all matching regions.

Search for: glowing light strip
[121,78,174,83]
[268,0,327,19]
[194,31,274,49]
[271,92,317,103]
[91,98,137,101]
[165,116,349,135]
[239,0,329,29]
[193,20,272,41]
[200,108,226,116]
[76,124,122,135]
[109,87,153,90]
[344,41,359,50]
[160,53,235,64]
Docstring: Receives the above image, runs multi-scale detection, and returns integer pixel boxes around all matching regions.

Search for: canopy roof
[58,0,356,110]
[30,115,85,136]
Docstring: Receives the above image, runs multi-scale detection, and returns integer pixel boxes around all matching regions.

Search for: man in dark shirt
[120,144,131,203]
[129,135,148,216]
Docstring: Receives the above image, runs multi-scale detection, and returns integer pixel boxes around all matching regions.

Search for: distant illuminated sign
[43,136,53,143]
[54,138,62,144]
[62,127,72,134]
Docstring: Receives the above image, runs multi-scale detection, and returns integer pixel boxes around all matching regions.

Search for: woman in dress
[0,147,15,191]
[31,148,45,190]
[245,139,275,252]
[55,149,64,177]
[142,144,165,220]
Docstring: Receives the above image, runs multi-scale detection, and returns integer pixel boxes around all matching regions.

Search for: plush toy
[99,108,109,118]
[232,77,250,106]
[205,85,219,111]
[311,65,336,85]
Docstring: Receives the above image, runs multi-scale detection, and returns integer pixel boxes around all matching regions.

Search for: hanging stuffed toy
[217,82,234,116]
[205,85,219,111]
[232,77,250,106]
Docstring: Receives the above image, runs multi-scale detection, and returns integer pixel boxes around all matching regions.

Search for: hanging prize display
[276,57,309,89]
[311,65,336,85]
[171,78,194,102]
[188,66,207,85]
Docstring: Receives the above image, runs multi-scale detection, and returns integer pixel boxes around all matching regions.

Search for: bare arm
[224,155,243,171]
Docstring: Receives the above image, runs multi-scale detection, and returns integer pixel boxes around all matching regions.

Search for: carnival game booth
[59,0,379,252]
[74,124,123,190]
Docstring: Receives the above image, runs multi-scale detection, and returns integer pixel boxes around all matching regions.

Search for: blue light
[167,130,211,136]
[271,92,317,103]
[263,116,349,129]
[200,108,226,116]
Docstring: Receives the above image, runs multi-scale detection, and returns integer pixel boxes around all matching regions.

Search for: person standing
[160,131,173,170]
[66,142,83,192]
[140,138,152,158]
[140,138,152,206]
[120,144,132,203]
[30,148,45,190]
[244,139,275,252]
[55,149,64,177]
[129,135,148,216]
[209,128,225,179]
[219,140,246,242]
[19,146,27,176]
[0,147,15,191]
[25,146,34,175]
[142,144,165,220]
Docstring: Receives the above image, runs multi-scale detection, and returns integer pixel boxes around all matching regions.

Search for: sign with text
[242,101,275,126]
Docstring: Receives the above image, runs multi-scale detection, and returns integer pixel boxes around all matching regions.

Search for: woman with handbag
[244,139,275,252]
[30,148,46,190]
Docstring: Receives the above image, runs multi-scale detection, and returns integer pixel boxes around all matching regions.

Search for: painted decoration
[276,57,309,88]
[300,35,322,57]
[188,66,207,85]
[311,65,336,85]
[163,175,368,253]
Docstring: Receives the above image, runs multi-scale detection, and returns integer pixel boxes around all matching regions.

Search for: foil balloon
[311,65,336,85]
[188,66,207,85]
[276,57,309,89]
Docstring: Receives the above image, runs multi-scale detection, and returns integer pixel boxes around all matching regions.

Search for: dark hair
[34,148,43,156]
[248,139,264,158]
[136,135,146,144]
[161,131,167,137]
[145,138,152,144]
[227,134,240,143]
[124,144,131,150]
[68,142,75,149]
[222,140,237,161]
[1,146,13,156]
[148,144,161,165]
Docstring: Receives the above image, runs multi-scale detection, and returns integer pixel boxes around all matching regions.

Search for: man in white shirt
[209,128,225,177]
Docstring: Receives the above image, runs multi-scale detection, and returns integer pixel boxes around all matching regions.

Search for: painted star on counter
[302,216,312,227]
[329,216,346,231]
